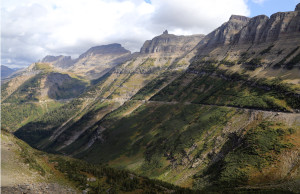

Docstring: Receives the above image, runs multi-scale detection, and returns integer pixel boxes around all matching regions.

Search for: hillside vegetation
[2,5,300,193]
[1,63,88,131]
[2,130,194,193]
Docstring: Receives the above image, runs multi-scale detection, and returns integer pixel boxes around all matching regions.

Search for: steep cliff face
[196,5,300,49]
[191,4,300,80]
[140,31,204,55]
[207,15,250,46]
[235,10,300,44]
[260,10,300,42]
[234,15,269,44]
[196,15,250,49]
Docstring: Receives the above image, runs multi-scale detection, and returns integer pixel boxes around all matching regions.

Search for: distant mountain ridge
[40,33,205,79]
[79,43,131,58]
[1,65,20,79]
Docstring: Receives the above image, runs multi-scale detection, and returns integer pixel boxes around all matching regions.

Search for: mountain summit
[79,43,131,58]
[295,3,300,11]
[140,31,205,54]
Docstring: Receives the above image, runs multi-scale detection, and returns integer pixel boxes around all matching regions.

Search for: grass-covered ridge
[1,63,89,132]
[2,63,88,103]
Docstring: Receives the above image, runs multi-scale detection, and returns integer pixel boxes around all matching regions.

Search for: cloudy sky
[1,0,300,68]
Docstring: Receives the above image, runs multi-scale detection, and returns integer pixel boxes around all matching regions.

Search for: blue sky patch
[248,0,300,17]
[144,0,151,4]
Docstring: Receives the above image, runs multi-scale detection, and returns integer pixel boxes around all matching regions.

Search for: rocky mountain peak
[41,55,73,69]
[140,33,204,54]
[198,15,250,48]
[42,55,72,63]
[295,3,300,11]
[79,43,131,59]
[229,15,250,22]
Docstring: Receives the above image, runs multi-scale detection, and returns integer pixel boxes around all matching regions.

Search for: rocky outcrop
[197,15,250,48]
[140,31,204,54]
[234,15,269,44]
[236,9,300,44]
[259,10,300,42]
[197,4,300,49]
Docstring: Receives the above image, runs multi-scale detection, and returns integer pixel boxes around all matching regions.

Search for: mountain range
[1,65,21,80]
[2,4,300,193]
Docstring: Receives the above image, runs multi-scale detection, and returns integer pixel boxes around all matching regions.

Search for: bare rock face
[197,15,250,48]
[41,55,74,69]
[233,5,300,44]
[140,31,205,54]
[259,11,300,42]
[234,15,269,44]
[197,4,300,49]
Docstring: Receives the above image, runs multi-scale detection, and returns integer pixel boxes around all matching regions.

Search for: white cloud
[1,0,250,68]
[251,0,266,4]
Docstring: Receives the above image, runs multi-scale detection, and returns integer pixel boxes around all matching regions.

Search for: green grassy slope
[1,63,88,132]
[13,56,187,151]
[151,61,299,112]
[72,102,299,192]
[2,130,194,193]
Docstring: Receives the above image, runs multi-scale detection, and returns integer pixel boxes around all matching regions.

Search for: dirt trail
[1,133,41,187]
